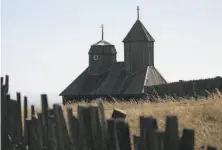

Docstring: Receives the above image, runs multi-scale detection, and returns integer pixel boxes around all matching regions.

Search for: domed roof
[88,24,117,54]
[92,40,112,46]
[88,40,117,54]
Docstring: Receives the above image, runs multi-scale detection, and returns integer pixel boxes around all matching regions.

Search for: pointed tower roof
[123,6,155,42]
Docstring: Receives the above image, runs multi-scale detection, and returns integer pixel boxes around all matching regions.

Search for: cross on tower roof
[101,24,104,40]
[137,6,140,20]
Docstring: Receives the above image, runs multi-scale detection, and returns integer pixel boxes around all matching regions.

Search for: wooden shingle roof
[123,20,155,42]
[59,63,166,96]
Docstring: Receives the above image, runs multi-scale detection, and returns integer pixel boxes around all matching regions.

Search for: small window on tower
[93,55,99,60]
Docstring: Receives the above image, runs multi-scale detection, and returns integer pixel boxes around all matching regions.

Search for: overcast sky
[1,0,222,105]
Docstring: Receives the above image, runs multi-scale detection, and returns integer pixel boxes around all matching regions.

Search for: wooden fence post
[23,96,28,149]
[30,116,44,150]
[67,108,79,150]
[97,98,108,150]
[90,105,103,150]
[133,135,141,150]
[1,76,3,87]
[111,108,127,119]
[179,128,195,150]
[41,94,49,149]
[16,92,23,148]
[24,96,28,119]
[77,105,93,150]
[1,77,6,150]
[115,119,131,150]
[31,105,35,117]
[5,75,9,93]
[26,119,32,149]
[107,119,119,150]
[164,115,179,150]
[155,130,164,150]
[48,116,58,150]
[53,104,71,150]
[1,76,12,150]
[139,116,158,150]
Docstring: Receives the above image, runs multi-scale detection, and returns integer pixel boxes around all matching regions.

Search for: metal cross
[101,24,104,40]
[137,6,140,20]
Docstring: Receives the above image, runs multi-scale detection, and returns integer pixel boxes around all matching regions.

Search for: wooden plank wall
[1,75,217,150]
[145,77,222,100]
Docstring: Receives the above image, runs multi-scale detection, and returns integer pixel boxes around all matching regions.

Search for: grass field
[65,92,222,149]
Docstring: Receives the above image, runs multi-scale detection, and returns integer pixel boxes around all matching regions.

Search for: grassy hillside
[65,92,222,149]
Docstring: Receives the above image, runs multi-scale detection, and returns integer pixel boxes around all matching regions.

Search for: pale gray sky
[1,0,222,105]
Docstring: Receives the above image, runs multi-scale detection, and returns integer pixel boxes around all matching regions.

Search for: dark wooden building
[60,7,167,103]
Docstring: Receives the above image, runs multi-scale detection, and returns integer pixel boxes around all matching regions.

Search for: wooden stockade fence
[1,75,217,150]
[145,77,222,100]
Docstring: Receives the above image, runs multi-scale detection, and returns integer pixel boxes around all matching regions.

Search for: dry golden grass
[65,92,222,149]
[30,91,222,149]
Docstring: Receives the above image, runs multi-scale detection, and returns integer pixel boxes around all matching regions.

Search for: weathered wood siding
[89,54,116,74]
[89,46,117,75]
[124,41,154,73]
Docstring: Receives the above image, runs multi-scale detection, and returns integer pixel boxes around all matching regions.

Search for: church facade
[60,7,167,103]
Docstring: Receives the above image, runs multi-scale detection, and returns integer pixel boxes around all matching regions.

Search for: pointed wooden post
[31,105,35,117]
